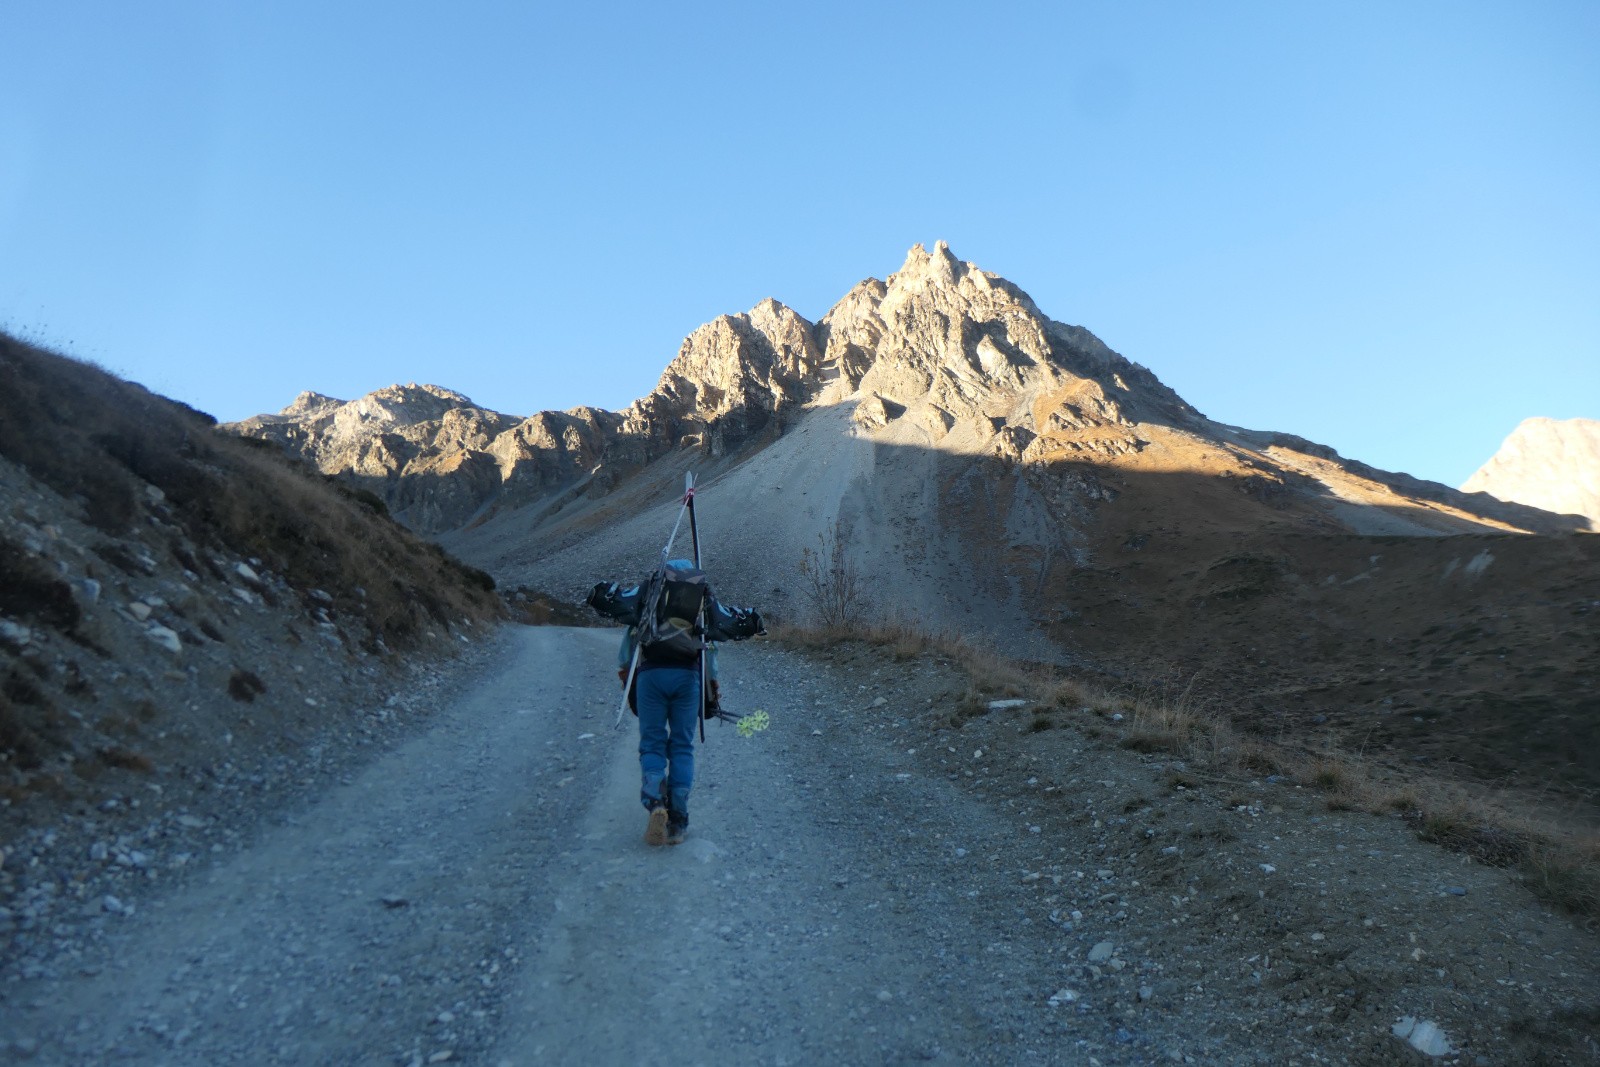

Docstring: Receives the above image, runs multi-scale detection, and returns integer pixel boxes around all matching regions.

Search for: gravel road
[7,626,1595,1065]
[6,627,1064,1066]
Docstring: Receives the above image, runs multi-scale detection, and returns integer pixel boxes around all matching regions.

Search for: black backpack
[637,562,708,665]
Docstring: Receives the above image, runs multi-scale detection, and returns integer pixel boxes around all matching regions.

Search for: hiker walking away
[589,559,763,846]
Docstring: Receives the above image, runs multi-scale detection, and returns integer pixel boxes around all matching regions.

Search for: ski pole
[686,471,707,741]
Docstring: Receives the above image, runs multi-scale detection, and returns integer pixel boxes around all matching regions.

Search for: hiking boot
[643,805,669,847]
[666,812,689,846]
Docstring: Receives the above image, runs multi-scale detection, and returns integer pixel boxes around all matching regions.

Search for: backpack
[587,573,765,641]
[636,561,708,665]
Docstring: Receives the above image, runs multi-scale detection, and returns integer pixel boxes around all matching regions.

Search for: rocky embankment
[0,497,490,975]
[0,335,504,970]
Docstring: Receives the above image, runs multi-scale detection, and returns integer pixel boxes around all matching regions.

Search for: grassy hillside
[0,334,501,648]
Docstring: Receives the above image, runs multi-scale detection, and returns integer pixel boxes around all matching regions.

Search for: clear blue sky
[3,1,1596,488]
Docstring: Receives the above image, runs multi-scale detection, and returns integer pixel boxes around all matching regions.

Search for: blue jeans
[636,666,699,816]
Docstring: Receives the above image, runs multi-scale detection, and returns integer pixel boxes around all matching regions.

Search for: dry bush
[1228,737,1290,777]
[1123,701,1205,754]
[1301,752,1381,812]
[0,537,82,630]
[962,654,1030,699]
[1523,837,1600,916]
[797,521,868,629]
[227,669,267,702]
[1038,674,1099,711]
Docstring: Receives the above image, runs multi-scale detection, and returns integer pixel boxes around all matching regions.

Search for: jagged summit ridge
[227,242,1579,537]
[228,241,1183,529]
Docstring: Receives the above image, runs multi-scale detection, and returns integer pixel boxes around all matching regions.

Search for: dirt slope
[5,628,1593,1065]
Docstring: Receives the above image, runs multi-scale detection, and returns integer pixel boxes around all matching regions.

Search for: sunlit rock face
[227,242,1586,539]
[1462,417,1600,530]
[226,385,617,533]
[615,297,822,461]
[224,301,823,532]
[818,240,1198,458]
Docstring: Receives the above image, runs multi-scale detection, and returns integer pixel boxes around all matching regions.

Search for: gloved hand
[617,667,629,687]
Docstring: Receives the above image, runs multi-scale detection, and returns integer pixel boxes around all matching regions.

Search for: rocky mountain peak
[820,242,1197,446]
[1461,416,1600,529]
[616,297,822,458]
[339,383,484,428]
[888,240,1031,309]
[221,244,1216,531]
[284,390,343,418]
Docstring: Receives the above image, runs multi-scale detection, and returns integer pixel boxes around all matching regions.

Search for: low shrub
[0,537,81,630]
[227,669,267,702]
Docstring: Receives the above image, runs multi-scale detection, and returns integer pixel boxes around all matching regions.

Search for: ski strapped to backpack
[586,473,764,730]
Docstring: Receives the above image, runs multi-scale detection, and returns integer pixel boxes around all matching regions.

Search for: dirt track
[6,627,1596,1065]
[10,627,1045,1065]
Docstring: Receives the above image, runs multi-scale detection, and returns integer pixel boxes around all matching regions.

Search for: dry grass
[0,535,82,631]
[777,617,1600,920]
[1123,701,1208,754]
